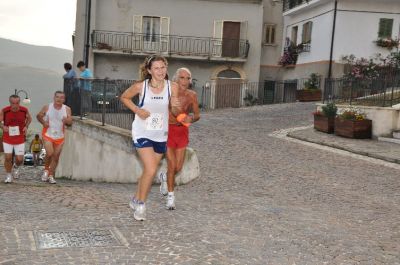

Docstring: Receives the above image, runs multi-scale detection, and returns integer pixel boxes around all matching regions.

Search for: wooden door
[222,22,240,57]
[215,79,242,108]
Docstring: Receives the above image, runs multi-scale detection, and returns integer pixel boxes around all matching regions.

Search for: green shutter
[378,18,393,38]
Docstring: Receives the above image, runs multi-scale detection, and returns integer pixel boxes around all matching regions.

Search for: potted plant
[375,38,399,50]
[335,107,372,139]
[313,103,337,133]
[297,73,322,101]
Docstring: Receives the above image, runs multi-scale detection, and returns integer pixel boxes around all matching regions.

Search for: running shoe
[159,172,168,196]
[4,174,13,184]
[41,170,49,182]
[134,203,146,221]
[48,176,57,184]
[166,194,176,210]
[11,165,19,179]
[129,197,138,211]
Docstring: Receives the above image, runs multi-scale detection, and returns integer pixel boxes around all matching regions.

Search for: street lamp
[14,89,31,105]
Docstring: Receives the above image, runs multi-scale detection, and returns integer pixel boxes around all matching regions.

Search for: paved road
[1,102,399,265]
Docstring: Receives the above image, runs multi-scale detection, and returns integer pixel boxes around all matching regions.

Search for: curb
[287,132,400,165]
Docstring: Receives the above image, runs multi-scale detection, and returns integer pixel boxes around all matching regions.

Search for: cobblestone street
[1,102,399,265]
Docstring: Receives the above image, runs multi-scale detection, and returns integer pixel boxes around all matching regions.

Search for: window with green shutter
[378,18,393,38]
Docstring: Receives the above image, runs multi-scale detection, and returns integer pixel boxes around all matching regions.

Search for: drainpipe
[84,0,92,67]
[327,0,338,80]
[325,0,338,103]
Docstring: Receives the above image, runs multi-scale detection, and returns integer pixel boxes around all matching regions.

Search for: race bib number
[49,128,62,138]
[146,113,164,131]
[9,126,20,136]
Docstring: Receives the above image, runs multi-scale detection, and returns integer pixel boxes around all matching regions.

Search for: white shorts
[3,142,25,155]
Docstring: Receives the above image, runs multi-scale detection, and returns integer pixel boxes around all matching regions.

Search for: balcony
[283,0,330,16]
[91,30,250,62]
[283,0,309,12]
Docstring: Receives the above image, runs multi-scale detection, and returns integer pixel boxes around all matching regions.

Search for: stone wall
[56,118,200,184]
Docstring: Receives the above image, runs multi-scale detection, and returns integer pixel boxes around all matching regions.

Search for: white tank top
[44,103,67,139]
[132,79,170,142]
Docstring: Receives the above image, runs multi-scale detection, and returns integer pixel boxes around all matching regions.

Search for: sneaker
[48,176,57,184]
[129,197,139,211]
[166,194,176,210]
[133,203,146,221]
[12,165,20,179]
[4,174,13,184]
[159,172,168,196]
[41,170,49,182]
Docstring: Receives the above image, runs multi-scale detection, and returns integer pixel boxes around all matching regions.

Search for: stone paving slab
[287,127,400,164]
[0,103,399,264]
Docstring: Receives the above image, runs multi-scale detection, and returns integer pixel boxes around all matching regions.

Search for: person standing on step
[30,134,43,167]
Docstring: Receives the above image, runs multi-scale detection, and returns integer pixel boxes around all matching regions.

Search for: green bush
[321,103,337,118]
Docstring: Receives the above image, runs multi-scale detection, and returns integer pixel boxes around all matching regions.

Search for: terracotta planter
[314,115,335,134]
[335,118,372,139]
[296,89,322,102]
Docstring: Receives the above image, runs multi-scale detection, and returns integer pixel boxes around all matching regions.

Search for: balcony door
[214,20,247,58]
[222,22,240,57]
[143,16,160,52]
[133,15,169,53]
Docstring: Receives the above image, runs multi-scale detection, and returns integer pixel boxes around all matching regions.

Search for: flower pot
[296,89,321,102]
[314,115,335,134]
[334,118,372,139]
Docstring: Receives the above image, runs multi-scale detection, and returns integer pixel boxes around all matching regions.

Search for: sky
[0,0,77,50]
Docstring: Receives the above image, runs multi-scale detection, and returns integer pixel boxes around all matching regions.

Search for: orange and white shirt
[42,103,67,141]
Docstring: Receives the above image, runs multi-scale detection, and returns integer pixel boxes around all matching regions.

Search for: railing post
[80,80,83,120]
[102,78,107,126]
[349,80,353,105]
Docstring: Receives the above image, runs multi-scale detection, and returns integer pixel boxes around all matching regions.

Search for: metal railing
[63,76,323,129]
[91,30,250,59]
[283,0,309,12]
[63,78,138,129]
[199,78,314,110]
[323,71,400,107]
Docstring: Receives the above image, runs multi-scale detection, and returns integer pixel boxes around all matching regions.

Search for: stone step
[393,130,400,139]
[378,136,400,145]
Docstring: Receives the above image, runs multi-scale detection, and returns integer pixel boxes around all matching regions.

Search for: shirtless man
[162,67,200,210]
[37,91,72,184]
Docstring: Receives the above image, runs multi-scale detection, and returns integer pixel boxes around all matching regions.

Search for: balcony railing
[283,0,309,12]
[91,30,250,61]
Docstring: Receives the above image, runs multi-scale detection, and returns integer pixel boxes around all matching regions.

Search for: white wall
[56,118,200,184]
[283,0,400,64]
[283,1,334,63]
[334,1,400,61]
[73,0,264,83]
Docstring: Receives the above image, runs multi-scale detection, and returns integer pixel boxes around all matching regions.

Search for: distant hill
[0,63,62,134]
[0,38,72,75]
[0,38,73,136]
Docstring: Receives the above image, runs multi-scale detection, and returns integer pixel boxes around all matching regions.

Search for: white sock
[168,192,174,196]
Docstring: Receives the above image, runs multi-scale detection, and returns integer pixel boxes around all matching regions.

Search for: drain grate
[35,229,121,249]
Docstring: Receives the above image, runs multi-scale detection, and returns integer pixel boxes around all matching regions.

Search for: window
[264,24,276,45]
[291,26,298,45]
[302,21,313,44]
[378,18,393,38]
[133,15,170,52]
[143,16,160,42]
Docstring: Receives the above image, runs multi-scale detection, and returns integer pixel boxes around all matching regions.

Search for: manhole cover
[35,229,121,249]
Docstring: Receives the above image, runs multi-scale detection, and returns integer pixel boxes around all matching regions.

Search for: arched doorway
[215,69,242,108]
